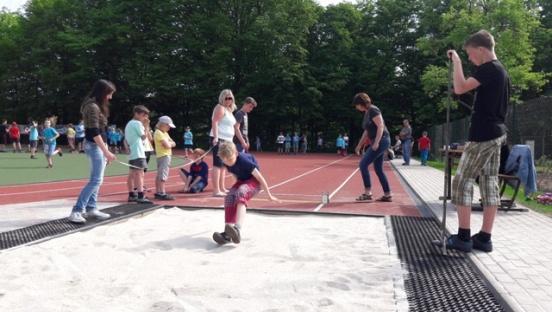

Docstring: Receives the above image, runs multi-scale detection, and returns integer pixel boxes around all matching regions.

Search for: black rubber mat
[391,216,505,312]
[0,204,160,250]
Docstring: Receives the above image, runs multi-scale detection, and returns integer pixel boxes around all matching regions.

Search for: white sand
[0,208,406,312]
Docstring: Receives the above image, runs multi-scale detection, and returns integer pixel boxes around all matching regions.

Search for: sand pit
[0,208,406,311]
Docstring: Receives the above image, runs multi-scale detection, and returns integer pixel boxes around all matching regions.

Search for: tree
[420,0,548,111]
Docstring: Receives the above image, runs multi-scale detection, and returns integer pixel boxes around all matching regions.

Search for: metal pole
[439,59,453,254]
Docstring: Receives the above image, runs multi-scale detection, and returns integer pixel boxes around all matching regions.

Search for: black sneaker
[472,233,493,252]
[432,234,473,252]
[225,224,241,244]
[213,231,231,245]
[135,197,153,204]
[154,193,175,200]
[57,147,63,157]
[128,195,138,202]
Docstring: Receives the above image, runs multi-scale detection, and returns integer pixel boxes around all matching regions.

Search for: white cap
[158,116,175,128]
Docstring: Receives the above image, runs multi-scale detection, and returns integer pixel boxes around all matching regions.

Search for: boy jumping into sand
[213,141,279,245]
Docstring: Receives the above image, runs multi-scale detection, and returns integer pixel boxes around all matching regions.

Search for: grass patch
[0,151,186,186]
[427,159,551,215]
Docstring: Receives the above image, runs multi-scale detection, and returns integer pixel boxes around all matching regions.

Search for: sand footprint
[326,281,351,291]
[318,298,334,307]
[150,301,186,312]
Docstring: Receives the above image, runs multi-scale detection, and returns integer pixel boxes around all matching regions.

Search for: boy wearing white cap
[154,115,177,200]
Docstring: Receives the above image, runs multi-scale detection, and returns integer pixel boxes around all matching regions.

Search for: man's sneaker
[57,147,63,157]
[68,212,86,224]
[225,224,241,244]
[135,197,153,204]
[213,231,232,245]
[472,233,493,252]
[128,194,138,202]
[154,193,175,200]
[85,209,111,220]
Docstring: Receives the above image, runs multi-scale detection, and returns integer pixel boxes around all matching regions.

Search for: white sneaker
[68,212,86,224]
[85,210,111,220]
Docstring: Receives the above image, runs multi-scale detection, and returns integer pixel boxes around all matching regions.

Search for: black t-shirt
[226,152,259,181]
[469,60,509,142]
[234,110,249,144]
[0,124,6,134]
[362,105,389,141]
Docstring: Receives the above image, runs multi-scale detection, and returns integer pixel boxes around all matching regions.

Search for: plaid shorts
[224,178,261,224]
[451,135,506,207]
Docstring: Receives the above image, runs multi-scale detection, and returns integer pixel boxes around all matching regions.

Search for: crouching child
[213,141,279,245]
[179,148,209,193]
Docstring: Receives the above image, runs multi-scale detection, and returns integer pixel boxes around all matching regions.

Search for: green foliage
[419,0,548,109]
[0,0,550,148]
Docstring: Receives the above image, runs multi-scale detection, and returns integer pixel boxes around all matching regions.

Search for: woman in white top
[210,89,237,196]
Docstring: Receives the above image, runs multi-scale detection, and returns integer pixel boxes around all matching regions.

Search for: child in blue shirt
[292,132,300,154]
[336,134,346,156]
[212,141,279,245]
[75,120,85,153]
[42,119,62,168]
[183,126,193,158]
[284,133,291,153]
[28,121,39,159]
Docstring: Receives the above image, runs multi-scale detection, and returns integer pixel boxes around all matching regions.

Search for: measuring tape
[114,145,215,170]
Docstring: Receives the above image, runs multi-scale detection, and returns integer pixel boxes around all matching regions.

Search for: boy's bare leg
[220,167,228,193]
[212,167,222,195]
[185,176,192,191]
[481,205,498,233]
[235,203,247,228]
[457,205,471,229]
[136,171,144,193]
[156,179,165,194]
[127,171,134,193]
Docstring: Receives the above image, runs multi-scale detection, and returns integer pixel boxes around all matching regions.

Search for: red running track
[0,152,420,217]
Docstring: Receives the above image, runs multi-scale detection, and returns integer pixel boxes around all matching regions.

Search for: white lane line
[268,155,352,191]
[272,193,321,197]
[313,167,360,212]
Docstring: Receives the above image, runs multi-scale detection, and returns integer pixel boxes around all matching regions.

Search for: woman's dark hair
[352,92,372,107]
[86,79,116,117]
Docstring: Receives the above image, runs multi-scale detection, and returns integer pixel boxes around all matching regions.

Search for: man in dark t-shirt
[234,97,257,153]
[440,30,509,253]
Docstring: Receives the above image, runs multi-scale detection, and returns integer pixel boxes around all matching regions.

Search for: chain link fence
[429,96,552,161]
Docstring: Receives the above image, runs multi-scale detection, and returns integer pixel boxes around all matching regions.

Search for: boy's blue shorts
[44,144,56,156]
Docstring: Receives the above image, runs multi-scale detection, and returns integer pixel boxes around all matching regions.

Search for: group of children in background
[0,119,64,167]
[336,133,349,156]
[331,129,431,163]
[107,127,126,154]
[275,132,308,154]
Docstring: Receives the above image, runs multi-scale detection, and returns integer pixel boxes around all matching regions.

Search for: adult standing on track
[68,79,116,224]
[353,93,392,202]
[234,97,257,153]
[399,119,412,166]
[210,89,237,197]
